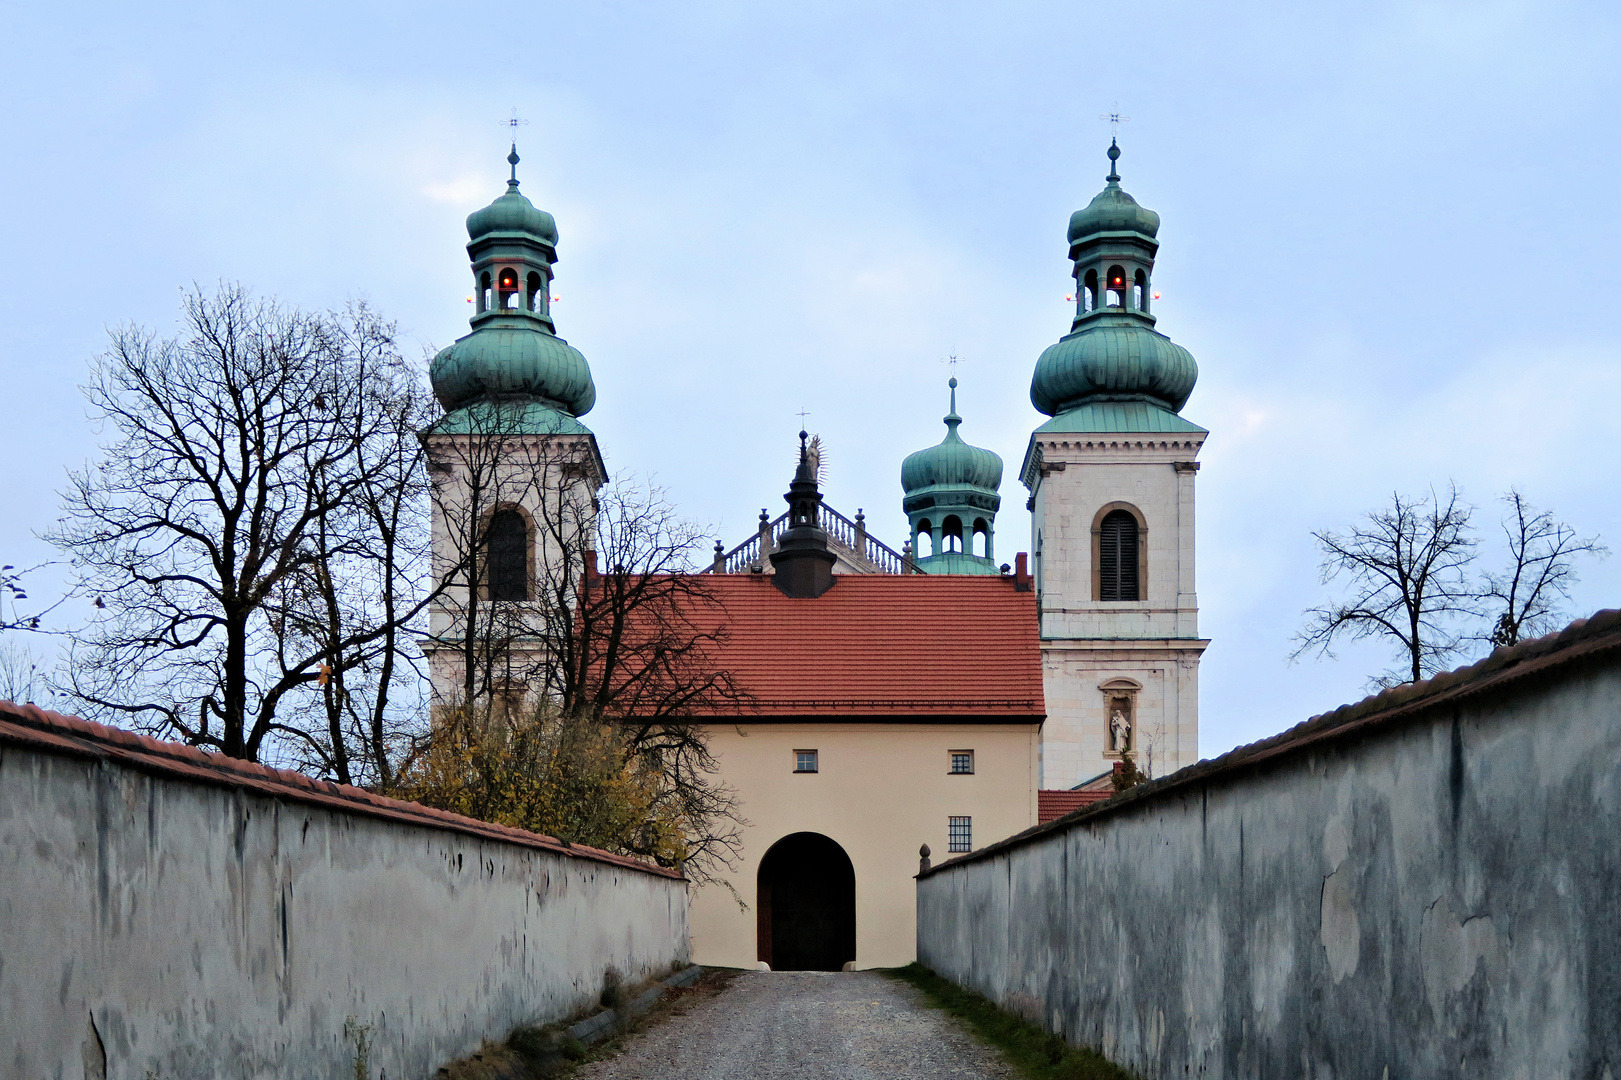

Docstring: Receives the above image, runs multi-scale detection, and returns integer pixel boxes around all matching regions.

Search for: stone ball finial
[919,843,931,858]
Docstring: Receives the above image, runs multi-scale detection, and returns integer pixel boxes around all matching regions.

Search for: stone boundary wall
[917,611,1621,1078]
[0,703,689,1079]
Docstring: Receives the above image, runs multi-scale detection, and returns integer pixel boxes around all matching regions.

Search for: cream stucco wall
[688,721,1039,970]
[1026,434,1208,788]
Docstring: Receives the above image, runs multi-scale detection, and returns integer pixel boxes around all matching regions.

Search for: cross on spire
[795,406,810,425]
[943,352,964,375]
[504,110,529,185]
[1098,104,1131,137]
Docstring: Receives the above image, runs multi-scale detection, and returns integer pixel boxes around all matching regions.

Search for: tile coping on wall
[920,607,1621,878]
[0,701,685,881]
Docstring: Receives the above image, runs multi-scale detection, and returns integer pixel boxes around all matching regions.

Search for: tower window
[499,268,520,309]
[942,515,963,554]
[1106,264,1127,307]
[1098,508,1140,601]
[948,816,972,853]
[527,271,543,312]
[1134,269,1148,312]
[487,509,529,601]
[916,519,934,558]
[479,271,492,313]
[1083,269,1098,313]
[972,519,989,558]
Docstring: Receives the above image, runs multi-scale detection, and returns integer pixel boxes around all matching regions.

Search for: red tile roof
[0,701,682,879]
[1037,788,1112,823]
[683,574,1044,721]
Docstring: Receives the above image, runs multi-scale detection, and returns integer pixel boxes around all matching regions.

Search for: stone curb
[568,965,705,1045]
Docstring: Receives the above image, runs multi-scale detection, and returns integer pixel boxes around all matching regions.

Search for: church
[420,140,1208,969]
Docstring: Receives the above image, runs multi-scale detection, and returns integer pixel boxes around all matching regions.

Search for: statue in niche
[1109,702,1132,753]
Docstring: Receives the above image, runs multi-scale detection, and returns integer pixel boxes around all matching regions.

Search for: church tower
[422,146,606,706]
[900,378,1004,575]
[1021,140,1208,787]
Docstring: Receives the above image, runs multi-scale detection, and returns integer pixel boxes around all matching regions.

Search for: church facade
[419,140,1208,968]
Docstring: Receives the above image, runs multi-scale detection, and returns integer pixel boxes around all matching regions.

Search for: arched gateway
[756,833,855,971]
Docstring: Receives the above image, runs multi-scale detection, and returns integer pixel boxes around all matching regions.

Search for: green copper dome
[1030,313,1197,416]
[466,185,558,246]
[901,379,1003,495]
[1067,140,1160,242]
[428,146,596,426]
[1030,140,1197,421]
[430,325,596,416]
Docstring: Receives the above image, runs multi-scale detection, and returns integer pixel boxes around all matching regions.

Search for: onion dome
[902,379,1004,495]
[1067,143,1160,243]
[466,164,558,245]
[1029,139,1198,422]
[430,329,596,417]
[1030,318,1197,416]
[428,145,596,428]
[902,379,1003,576]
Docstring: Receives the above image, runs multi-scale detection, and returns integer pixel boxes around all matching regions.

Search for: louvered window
[1098,510,1140,601]
[487,509,529,601]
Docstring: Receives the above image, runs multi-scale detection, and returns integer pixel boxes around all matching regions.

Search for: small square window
[949,750,975,775]
[794,750,819,773]
[948,816,972,853]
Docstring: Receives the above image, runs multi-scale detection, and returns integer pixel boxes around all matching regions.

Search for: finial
[1106,138,1121,183]
[799,429,809,452]
[507,143,520,188]
[948,376,959,417]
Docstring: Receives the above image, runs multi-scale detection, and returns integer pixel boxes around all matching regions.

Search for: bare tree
[416,403,744,880]
[1481,490,1607,648]
[50,285,437,767]
[0,561,64,632]
[1293,485,1478,687]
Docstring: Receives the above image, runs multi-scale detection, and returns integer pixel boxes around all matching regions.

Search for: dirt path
[575,969,1016,1080]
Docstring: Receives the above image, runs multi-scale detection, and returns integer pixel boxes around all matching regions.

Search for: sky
[2,0,1618,760]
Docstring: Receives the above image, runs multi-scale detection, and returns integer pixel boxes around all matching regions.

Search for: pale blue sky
[3,1,1618,759]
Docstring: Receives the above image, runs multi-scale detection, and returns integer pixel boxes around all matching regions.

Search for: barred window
[1098,509,1140,601]
[488,510,529,601]
[948,816,972,853]
[794,750,819,773]
[950,750,974,775]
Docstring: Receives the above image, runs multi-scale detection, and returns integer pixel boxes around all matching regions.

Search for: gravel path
[575,970,1017,1080]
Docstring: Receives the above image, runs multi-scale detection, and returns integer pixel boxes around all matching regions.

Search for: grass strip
[880,963,1136,1080]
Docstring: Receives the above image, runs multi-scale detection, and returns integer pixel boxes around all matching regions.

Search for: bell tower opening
[756,832,856,971]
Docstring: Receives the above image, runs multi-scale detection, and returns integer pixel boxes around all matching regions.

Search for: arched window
[972,519,989,558]
[1134,269,1148,312]
[1083,269,1098,313]
[916,519,934,558]
[527,271,543,312]
[1106,265,1127,307]
[499,267,520,309]
[479,271,492,313]
[1098,509,1140,601]
[942,515,963,554]
[487,509,529,601]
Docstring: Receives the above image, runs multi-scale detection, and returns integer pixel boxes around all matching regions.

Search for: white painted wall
[0,714,688,1080]
[1027,435,1207,786]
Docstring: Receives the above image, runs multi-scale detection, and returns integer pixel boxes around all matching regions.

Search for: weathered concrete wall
[918,614,1621,1078]
[0,705,688,1079]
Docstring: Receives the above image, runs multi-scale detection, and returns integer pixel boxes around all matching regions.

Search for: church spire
[900,379,1003,575]
[769,430,837,597]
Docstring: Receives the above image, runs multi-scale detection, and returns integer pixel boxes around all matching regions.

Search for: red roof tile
[1037,788,1112,823]
[683,574,1044,720]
